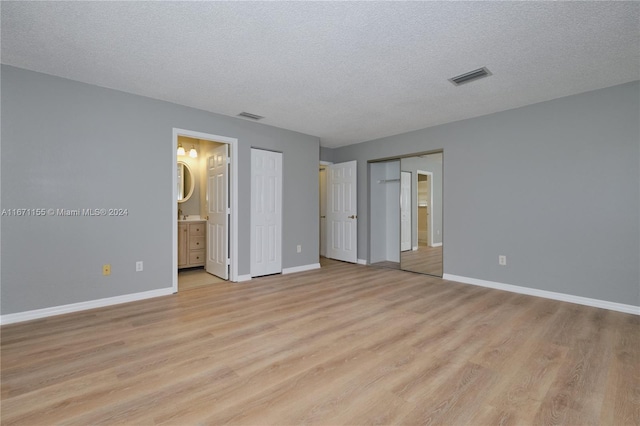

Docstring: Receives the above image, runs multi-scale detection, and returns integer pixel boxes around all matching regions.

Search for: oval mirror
[177,161,195,203]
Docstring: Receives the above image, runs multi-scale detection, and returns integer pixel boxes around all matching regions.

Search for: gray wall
[369,160,401,263]
[334,81,640,306]
[320,146,334,163]
[369,162,389,263]
[1,65,320,314]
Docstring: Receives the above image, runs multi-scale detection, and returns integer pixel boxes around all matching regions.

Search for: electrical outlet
[499,255,507,266]
[103,264,111,276]
[136,261,143,272]
[297,245,302,253]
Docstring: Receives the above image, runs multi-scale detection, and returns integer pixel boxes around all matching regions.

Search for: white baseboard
[442,274,639,315]
[283,263,321,274]
[235,274,252,282]
[412,246,418,251]
[431,242,443,247]
[357,259,367,265]
[0,287,175,325]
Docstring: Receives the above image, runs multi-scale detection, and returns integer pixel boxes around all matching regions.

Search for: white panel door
[327,160,357,263]
[206,144,228,279]
[251,149,282,277]
[400,171,412,252]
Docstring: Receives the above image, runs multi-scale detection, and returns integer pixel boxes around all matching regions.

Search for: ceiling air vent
[237,112,264,120]
[449,67,492,86]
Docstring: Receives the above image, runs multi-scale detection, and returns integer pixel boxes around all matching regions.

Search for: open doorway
[172,128,239,292]
[318,160,358,264]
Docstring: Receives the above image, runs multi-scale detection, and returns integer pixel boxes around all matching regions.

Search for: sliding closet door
[400,153,443,277]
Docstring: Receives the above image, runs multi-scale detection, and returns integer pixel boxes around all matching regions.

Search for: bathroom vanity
[178,220,206,269]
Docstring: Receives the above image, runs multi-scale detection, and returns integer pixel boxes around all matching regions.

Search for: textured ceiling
[2,1,639,148]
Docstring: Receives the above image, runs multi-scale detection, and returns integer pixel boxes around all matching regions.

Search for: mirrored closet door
[368,152,443,277]
[399,153,443,276]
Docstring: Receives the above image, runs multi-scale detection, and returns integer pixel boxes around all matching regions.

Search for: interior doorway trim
[172,128,239,292]
[319,161,333,259]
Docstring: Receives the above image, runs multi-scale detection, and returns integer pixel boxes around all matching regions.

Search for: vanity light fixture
[177,143,186,156]
[189,145,198,158]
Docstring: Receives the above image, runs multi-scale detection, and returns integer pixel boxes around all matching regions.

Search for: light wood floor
[1,258,638,425]
[370,260,400,270]
[178,267,226,291]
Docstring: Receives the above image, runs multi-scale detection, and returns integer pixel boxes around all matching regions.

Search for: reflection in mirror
[400,153,443,276]
[177,161,195,203]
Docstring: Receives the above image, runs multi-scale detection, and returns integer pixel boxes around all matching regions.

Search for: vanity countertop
[178,218,205,223]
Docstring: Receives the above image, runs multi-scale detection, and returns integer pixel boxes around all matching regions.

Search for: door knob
[348,215,357,219]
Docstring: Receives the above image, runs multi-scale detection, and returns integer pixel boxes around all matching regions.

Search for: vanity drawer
[190,236,205,250]
[189,250,205,266]
[189,223,205,236]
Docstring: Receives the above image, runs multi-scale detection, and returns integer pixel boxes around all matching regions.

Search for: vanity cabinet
[178,221,206,268]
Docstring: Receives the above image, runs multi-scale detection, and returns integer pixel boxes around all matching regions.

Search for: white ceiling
[2,1,639,148]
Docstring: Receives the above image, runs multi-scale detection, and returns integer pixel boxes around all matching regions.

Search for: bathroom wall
[177,136,201,217]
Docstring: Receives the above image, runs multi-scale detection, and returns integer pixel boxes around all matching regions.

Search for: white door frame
[172,128,239,292]
[319,161,333,258]
[416,170,433,247]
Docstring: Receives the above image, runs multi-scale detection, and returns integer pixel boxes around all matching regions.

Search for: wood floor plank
[599,313,640,425]
[534,309,617,425]
[1,257,636,425]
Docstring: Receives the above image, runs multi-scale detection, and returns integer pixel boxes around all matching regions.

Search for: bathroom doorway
[172,128,239,292]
